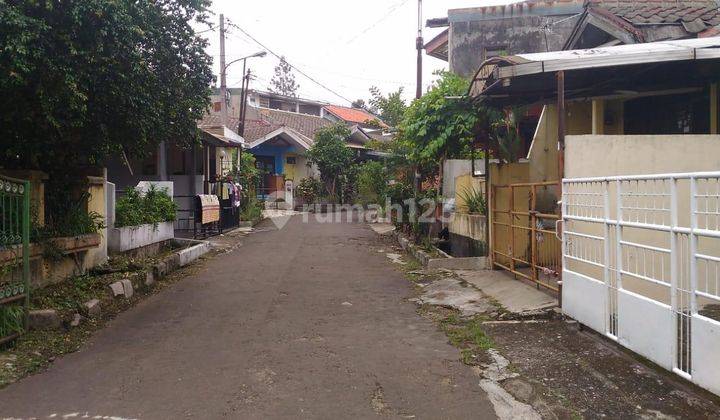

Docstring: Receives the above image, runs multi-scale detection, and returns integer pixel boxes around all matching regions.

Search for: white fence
[562,172,720,396]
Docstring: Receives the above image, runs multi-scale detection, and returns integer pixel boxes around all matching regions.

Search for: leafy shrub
[231,153,260,197]
[35,191,105,242]
[357,161,388,206]
[306,124,355,201]
[457,186,487,215]
[115,185,177,228]
[387,182,413,207]
[296,177,323,204]
[241,198,263,222]
[337,163,359,205]
[142,185,177,224]
[386,182,414,224]
[0,305,24,338]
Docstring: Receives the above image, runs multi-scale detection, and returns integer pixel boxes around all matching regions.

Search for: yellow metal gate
[491,181,562,291]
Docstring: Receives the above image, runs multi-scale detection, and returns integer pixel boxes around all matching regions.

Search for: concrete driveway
[0,215,496,419]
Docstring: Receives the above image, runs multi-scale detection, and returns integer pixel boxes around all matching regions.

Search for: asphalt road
[0,215,496,419]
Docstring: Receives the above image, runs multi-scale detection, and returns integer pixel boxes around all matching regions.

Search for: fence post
[22,180,30,329]
[489,183,495,268]
[670,177,679,371]
[603,180,611,334]
[689,177,698,315]
[560,180,568,308]
[530,185,538,285]
[509,184,515,274]
[615,180,624,293]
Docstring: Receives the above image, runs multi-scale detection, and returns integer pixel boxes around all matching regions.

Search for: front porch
[106,125,245,236]
[246,127,316,201]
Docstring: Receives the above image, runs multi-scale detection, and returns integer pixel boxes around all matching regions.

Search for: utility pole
[239,69,251,136]
[415,0,423,99]
[414,0,423,196]
[219,13,228,126]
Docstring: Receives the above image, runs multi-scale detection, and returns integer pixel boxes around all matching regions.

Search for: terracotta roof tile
[589,0,720,25]
[323,105,385,126]
[242,107,331,144]
[200,108,332,146]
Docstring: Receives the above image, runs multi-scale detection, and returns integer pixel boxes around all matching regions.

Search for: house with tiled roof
[106,114,245,235]
[323,105,386,129]
[241,106,329,197]
[239,105,385,199]
[566,0,720,49]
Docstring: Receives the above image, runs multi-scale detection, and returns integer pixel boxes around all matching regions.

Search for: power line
[195,25,218,34]
[226,23,355,105]
[283,59,411,86]
[344,0,411,45]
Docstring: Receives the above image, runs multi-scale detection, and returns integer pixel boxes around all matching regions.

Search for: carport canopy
[469,37,720,107]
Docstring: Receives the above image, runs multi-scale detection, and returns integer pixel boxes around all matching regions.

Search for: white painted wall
[617,290,675,371]
[691,315,720,395]
[108,221,175,254]
[562,271,607,334]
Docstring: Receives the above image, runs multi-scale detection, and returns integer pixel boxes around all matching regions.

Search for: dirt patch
[382,232,720,419]
[484,321,720,419]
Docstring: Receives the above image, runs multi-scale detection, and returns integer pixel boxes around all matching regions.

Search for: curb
[393,231,487,270]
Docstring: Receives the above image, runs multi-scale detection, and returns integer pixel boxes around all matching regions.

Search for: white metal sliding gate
[562,172,720,396]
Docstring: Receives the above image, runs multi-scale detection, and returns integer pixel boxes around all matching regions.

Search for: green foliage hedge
[115,186,176,228]
[296,177,323,204]
[357,161,388,206]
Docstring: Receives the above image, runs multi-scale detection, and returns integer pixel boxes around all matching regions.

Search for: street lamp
[224,51,267,73]
[220,50,267,128]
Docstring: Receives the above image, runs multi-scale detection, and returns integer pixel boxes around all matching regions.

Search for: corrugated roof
[470,36,720,100]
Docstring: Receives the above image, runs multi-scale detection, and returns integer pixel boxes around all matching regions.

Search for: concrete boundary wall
[108,222,174,254]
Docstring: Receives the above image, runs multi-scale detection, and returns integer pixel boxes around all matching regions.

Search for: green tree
[0,0,214,172]
[357,161,388,206]
[231,152,260,197]
[399,71,477,166]
[397,71,503,189]
[306,124,354,202]
[269,56,299,97]
[369,86,406,127]
[351,99,367,109]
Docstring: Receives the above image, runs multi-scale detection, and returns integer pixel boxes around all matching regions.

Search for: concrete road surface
[0,215,496,419]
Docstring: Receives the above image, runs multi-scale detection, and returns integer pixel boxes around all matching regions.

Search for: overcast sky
[200,0,519,106]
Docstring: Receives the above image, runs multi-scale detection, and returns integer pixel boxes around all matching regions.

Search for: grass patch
[439,312,494,366]
[402,258,422,272]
